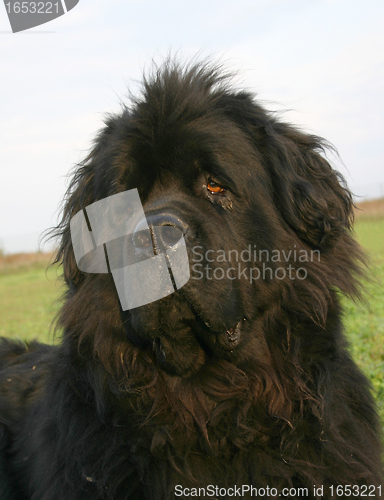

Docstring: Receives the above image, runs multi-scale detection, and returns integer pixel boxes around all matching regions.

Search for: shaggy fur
[0,61,383,499]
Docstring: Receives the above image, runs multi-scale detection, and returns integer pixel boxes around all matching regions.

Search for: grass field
[343,217,384,426]
[0,254,63,344]
[0,209,383,430]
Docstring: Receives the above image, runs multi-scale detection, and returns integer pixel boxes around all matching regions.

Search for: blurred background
[0,0,383,253]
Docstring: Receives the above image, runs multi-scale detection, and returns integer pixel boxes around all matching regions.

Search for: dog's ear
[217,92,353,249]
[262,121,354,249]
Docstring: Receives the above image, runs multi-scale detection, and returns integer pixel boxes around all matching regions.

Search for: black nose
[132,213,188,255]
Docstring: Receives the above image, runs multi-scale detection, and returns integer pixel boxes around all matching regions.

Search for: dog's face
[58,63,359,378]
[118,114,276,376]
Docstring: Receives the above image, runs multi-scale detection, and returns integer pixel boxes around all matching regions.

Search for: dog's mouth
[128,291,246,375]
[214,319,244,351]
[151,318,245,370]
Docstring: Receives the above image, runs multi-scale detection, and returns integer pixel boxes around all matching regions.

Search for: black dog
[0,61,382,499]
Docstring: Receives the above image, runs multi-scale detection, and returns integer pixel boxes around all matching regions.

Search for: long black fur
[0,60,382,499]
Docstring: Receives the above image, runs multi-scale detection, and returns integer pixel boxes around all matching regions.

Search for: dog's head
[53,61,363,377]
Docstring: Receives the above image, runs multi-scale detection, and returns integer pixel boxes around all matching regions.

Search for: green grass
[344,218,384,427]
[353,218,384,254]
[0,220,383,428]
[0,263,63,344]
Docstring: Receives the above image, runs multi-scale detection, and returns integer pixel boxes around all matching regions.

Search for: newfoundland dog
[0,61,382,499]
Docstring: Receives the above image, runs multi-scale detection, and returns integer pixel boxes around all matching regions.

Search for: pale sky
[1,0,383,253]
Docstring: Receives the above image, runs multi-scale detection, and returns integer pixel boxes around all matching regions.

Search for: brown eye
[207,179,225,195]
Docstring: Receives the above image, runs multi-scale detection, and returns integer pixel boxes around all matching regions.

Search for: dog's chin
[150,332,206,377]
[126,294,246,376]
[128,315,246,377]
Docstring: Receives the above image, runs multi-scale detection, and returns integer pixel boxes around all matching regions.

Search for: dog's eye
[207,179,225,195]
